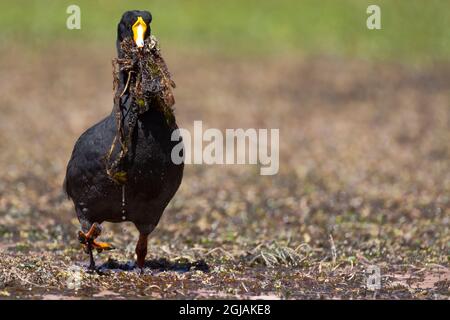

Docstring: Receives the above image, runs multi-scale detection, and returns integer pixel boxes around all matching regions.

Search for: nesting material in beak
[132,16,147,48]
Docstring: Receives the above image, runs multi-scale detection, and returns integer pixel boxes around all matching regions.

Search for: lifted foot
[78,223,115,270]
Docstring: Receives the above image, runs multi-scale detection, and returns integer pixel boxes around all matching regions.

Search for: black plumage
[64,10,183,269]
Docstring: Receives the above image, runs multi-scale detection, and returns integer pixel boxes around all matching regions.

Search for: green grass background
[0,0,449,64]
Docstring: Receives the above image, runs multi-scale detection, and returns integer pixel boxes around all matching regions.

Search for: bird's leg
[78,223,100,270]
[78,223,115,270]
[87,243,96,271]
[135,233,149,269]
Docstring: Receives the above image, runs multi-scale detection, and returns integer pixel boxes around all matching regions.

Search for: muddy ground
[0,45,448,299]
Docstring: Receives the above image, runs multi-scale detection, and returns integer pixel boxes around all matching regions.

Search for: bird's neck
[112,77,165,123]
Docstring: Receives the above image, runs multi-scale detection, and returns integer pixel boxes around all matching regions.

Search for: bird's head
[116,10,152,53]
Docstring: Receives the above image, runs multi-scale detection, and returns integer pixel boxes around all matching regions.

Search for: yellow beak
[132,17,147,48]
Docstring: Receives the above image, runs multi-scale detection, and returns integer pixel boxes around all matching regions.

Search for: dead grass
[0,45,449,299]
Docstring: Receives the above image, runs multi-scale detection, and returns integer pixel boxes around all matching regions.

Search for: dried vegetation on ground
[0,46,448,299]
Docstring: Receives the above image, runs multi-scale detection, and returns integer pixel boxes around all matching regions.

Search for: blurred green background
[0,0,449,64]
